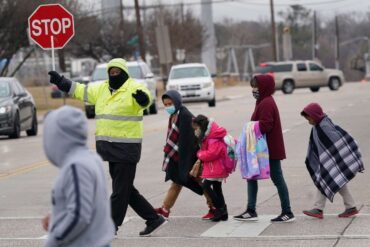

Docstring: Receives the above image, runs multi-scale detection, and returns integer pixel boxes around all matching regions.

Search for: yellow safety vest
[71,78,151,143]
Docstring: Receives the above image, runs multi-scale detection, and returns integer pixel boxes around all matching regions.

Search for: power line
[235,0,350,7]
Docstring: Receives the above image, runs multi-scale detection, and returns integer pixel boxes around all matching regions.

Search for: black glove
[132,89,150,107]
[48,71,72,93]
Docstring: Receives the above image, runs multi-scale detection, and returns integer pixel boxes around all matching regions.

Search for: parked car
[51,76,90,99]
[0,77,38,138]
[84,60,158,119]
[253,60,345,94]
[166,63,216,107]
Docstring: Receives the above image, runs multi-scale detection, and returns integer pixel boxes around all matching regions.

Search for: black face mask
[109,72,128,90]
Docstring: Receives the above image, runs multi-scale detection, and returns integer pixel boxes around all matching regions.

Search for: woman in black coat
[155,90,215,220]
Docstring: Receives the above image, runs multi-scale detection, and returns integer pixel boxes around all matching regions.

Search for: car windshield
[0,81,11,98]
[91,67,108,81]
[170,67,209,79]
[128,65,143,79]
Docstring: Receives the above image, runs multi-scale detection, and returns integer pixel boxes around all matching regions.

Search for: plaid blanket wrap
[305,117,364,202]
[162,113,180,171]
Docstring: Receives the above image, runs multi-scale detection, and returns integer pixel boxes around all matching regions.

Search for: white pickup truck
[254,60,345,94]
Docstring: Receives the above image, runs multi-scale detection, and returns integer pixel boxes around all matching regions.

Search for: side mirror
[17,92,27,97]
[145,73,154,79]
[211,73,217,78]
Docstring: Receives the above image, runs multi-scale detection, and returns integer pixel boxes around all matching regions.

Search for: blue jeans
[247,159,292,214]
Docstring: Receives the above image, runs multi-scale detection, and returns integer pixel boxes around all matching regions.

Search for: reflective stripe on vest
[84,85,89,103]
[95,114,143,121]
[96,136,142,143]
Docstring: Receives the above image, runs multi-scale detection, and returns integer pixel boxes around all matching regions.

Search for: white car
[166,63,216,107]
[85,60,157,118]
[254,60,345,94]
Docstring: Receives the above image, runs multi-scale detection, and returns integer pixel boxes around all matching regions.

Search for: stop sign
[28,4,74,49]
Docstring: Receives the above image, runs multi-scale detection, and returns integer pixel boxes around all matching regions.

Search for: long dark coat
[163,90,203,195]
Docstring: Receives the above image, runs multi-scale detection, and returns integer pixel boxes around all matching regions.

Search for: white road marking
[201,215,272,237]
[283,129,290,133]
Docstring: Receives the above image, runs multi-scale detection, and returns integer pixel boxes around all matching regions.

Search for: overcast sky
[86,0,370,22]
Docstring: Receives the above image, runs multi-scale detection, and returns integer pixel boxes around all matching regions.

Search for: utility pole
[119,0,124,40]
[270,0,277,61]
[134,0,146,61]
[335,15,340,69]
[312,10,317,59]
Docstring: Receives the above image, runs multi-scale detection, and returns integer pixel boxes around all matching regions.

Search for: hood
[255,74,275,101]
[107,58,129,76]
[301,103,326,124]
[204,120,226,139]
[168,77,211,84]
[43,106,88,168]
[0,97,12,106]
[162,90,182,111]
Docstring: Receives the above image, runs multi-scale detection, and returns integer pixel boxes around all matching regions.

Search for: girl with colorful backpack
[192,114,234,222]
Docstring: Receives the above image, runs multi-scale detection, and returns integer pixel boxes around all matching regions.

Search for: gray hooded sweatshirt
[43,106,115,247]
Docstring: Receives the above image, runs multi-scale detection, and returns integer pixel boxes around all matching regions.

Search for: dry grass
[27,77,243,113]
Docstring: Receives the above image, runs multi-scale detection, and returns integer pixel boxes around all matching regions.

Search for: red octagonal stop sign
[28,4,74,50]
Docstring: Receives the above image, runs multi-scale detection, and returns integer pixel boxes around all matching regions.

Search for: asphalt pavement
[1,82,370,247]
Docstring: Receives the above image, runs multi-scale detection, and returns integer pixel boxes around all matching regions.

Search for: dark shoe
[303,208,323,219]
[271,212,295,223]
[338,207,359,218]
[211,205,228,222]
[233,209,258,221]
[139,215,168,237]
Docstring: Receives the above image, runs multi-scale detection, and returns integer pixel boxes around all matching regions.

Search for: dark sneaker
[303,208,324,219]
[154,207,170,219]
[233,209,258,221]
[338,207,359,218]
[271,213,295,223]
[139,215,168,237]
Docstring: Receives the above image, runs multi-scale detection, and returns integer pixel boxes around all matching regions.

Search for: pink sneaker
[154,207,170,218]
[202,207,216,221]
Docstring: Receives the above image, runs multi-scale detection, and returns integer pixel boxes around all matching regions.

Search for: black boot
[211,205,228,222]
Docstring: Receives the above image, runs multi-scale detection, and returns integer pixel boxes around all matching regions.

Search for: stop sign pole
[28,4,74,71]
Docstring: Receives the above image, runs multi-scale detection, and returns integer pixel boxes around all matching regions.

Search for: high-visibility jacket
[70,78,151,144]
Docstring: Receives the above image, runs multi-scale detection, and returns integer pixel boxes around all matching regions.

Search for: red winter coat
[197,122,229,179]
[251,75,286,160]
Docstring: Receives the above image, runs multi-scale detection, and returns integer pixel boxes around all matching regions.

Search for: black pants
[202,180,225,209]
[109,162,158,228]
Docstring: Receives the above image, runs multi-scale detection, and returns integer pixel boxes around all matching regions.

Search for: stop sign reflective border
[28,4,74,50]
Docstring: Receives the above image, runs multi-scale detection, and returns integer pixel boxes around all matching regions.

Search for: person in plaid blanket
[154,90,214,220]
[301,103,364,219]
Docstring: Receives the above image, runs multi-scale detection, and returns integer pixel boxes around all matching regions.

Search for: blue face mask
[165,106,176,115]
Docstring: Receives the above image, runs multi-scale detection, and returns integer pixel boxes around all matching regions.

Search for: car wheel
[328,77,341,91]
[282,80,295,94]
[310,87,320,92]
[9,113,21,139]
[85,106,95,119]
[26,110,38,136]
[86,111,95,119]
[208,97,216,107]
[149,102,158,114]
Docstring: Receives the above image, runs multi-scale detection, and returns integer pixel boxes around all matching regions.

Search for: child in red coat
[192,115,229,222]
